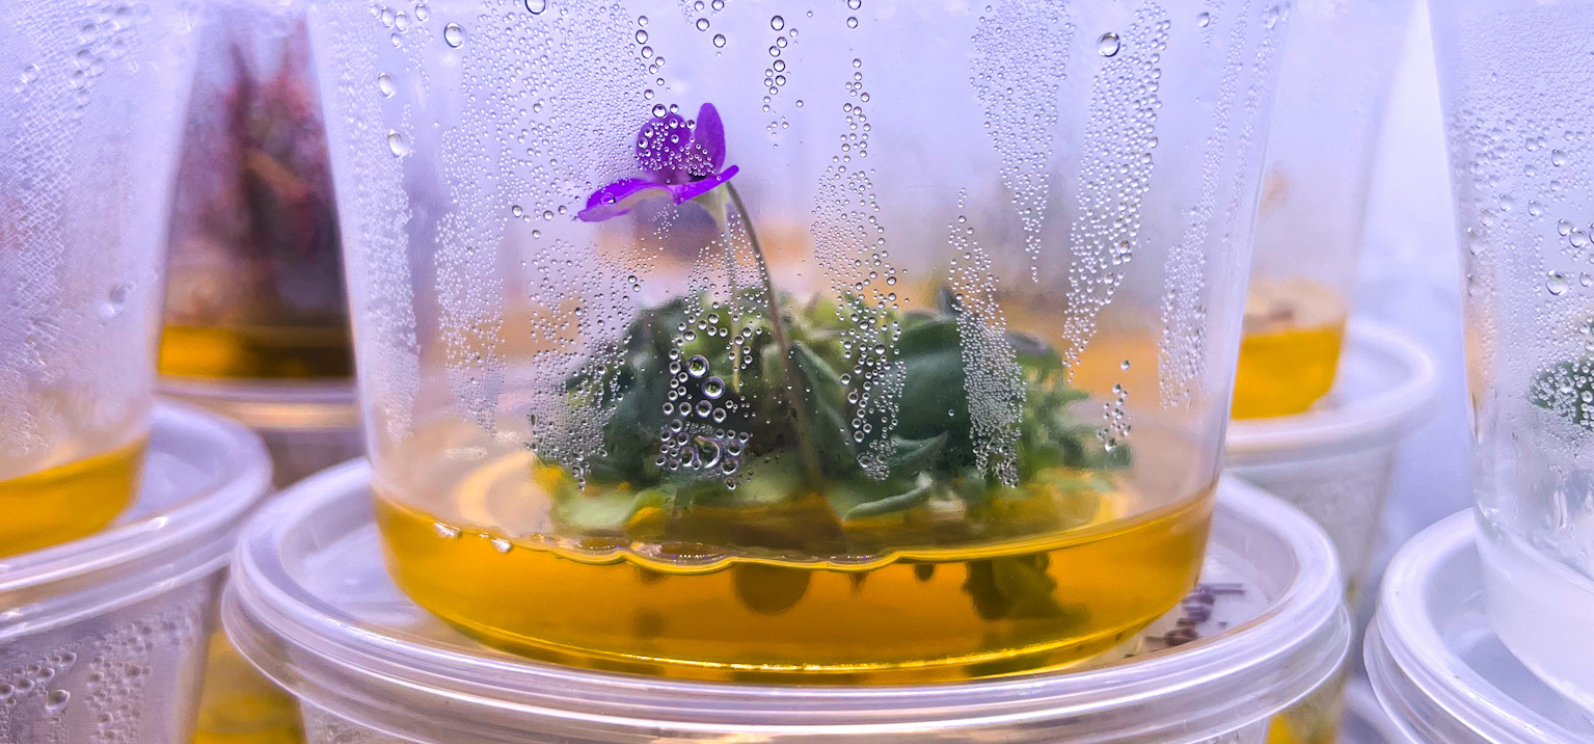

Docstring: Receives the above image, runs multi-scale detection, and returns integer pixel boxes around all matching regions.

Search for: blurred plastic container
[160,0,352,385]
[1427,0,1594,710]
[311,0,1293,680]
[0,0,200,557]
[1365,511,1594,743]
[1233,0,1414,419]
[223,466,1345,744]
[1226,321,1438,604]
[159,0,361,494]
[0,402,271,743]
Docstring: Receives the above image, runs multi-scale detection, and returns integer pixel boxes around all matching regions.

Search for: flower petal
[669,164,739,205]
[635,111,692,182]
[577,178,670,222]
[685,102,727,178]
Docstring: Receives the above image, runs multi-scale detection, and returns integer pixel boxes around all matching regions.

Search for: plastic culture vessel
[0,0,199,557]
[0,403,271,742]
[1366,512,1594,743]
[160,0,362,492]
[224,463,1347,744]
[1233,0,1414,419]
[1428,0,1594,710]
[310,0,1291,680]
[1226,321,1438,604]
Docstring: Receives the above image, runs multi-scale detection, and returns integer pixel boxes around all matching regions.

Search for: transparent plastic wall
[1430,0,1594,712]
[311,0,1289,682]
[0,0,198,556]
[1233,0,1413,419]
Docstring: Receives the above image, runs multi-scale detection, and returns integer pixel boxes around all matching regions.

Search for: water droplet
[1121,359,1131,371]
[771,15,784,30]
[688,356,709,377]
[1552,149,1569,166]
[525,0,546,13]
[1196,11,1211,26]
[377,73,395,97]
[511,205,524,218]
[414,3,430,21]
[703,377,725,399]
[712,33,727,48]
[99,282,132,320]
[433,522,461,539]
[443,23,464,47]
[387,130,410,156]
[636,29,649,43]
[846,16,858,28]
[1560,219,1574,236]
[847,0,862,9]
[652,103,668,118]
[44,690,68,713]
[490,537,513,553]
[1548,272,1571,296]
[1097,32,1121,57]
[696,17,710,31]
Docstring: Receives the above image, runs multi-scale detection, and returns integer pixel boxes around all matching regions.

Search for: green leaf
[885,433,948,477]
[843,476,935,520]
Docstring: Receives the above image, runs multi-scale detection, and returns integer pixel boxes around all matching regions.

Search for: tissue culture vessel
[309,0,1295,686]
[159,17,351,383]
[1231,278,1347,419]
[0,439,145,558]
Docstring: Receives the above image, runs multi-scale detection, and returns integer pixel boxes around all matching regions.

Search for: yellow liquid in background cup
[376,449,1213,684]
[0,438,146,558]
[159,324,354,381]
[192,634,305,744]
[1231,278,1348,420]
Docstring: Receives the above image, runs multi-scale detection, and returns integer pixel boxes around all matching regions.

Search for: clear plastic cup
[224,464,1346,744]
[1225,321,1438,604]
[1232,0,1414,419]
[308,0,1292,680]
[1365,511,1594,744]
[0,0,200,557]
[1427,0,1594,710]
[0,401,271,743]
[159,0,353,384]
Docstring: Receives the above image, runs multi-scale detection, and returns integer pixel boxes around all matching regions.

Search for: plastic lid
[0,401,272,640]
[225,464,1347,744]
[1226,320,1438,464]
[159,377,359,431]
[1365,511,1594,744]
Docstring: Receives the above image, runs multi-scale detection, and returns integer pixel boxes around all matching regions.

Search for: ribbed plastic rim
[226,461,1347,743]
[0,400,272,638]
[1366,510,1589,744]
[1225,320,1439,464]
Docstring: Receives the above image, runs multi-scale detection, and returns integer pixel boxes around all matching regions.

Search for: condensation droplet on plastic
[712,33,726,47]
[44,690,68,714]
[99,282,132,320]
[490,538,513,553]
[688,356,709,377]
[377,73,395,97]
[1196,11,1211,26]
[771,15,784,30]
[1548,272,1571,296]
[434,522,462,539]
[387,130,410,156]
[1097,32,1121,57]
[443,23,464,47]
[525,0,546,13]
[696,18,709,31]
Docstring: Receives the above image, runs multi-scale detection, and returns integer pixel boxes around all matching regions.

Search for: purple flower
[577,102,740,223]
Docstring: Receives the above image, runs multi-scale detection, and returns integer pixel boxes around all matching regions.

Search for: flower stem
[722,181,824,486]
